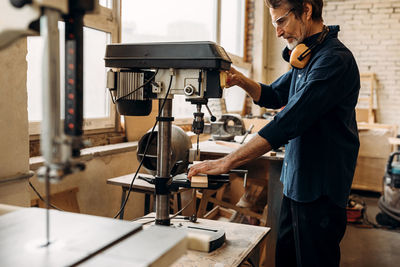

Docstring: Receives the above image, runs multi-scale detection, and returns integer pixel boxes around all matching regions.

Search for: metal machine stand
[156,99,173,225]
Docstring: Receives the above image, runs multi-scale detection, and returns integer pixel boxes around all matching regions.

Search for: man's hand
[188,135,272,179]
[226,67,245,88]
[225,66,261,102]
[187,158,231,179]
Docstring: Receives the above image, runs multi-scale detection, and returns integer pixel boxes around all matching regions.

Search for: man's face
[270,5,308,50]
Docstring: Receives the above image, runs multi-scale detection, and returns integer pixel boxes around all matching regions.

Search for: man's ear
[303,2,313,21]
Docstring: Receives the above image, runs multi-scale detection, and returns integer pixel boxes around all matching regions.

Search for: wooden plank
[199,140,284,160]
[191,175,208,188]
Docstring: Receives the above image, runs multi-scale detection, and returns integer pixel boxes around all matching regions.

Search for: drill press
[105,41,231,226]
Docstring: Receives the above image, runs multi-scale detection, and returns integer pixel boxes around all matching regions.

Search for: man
[188,0,360,266]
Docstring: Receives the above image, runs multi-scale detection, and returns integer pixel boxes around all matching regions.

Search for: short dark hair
[265,0,323,22]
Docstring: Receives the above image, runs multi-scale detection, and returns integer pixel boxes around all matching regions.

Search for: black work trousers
[275,195,347,267]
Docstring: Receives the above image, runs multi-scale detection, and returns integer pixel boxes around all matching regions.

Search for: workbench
[136,213,270,267]
[198,140,284,267]
[107,139,284,267]
[107,173,191,219]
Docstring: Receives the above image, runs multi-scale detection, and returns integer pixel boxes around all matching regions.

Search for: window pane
[121,0,217,43]
[27,23,110,122]
[27,36,44,122]
[99,0,113,8]
[220,0,245,57]
[224,65,248,112]
[83,27,111,118]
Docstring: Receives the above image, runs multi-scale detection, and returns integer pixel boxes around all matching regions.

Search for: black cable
[113,74,173,219]
[109,89,116,105]
[115,69,159,102]
[138,194,195,226]
[169,190,196,220]
[28,180,64,211]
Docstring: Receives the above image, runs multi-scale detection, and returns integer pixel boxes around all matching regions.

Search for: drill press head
[104,41,231,118]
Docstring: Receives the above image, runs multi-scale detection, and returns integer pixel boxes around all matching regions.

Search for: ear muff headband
[290,25,329,69]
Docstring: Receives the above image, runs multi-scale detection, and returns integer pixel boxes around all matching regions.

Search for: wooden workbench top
[137,213,270,267]
[198,140,284,161]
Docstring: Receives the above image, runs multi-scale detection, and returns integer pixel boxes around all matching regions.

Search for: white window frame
[28,0,121,137]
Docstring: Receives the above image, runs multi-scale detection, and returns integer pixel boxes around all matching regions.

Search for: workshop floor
[340,192,400,267]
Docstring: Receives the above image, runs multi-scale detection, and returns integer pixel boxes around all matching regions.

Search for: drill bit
[197,134,200,156]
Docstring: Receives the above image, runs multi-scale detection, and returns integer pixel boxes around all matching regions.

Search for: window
[220,0,246,58]
[27,0,120,135]
[121,0,249,119]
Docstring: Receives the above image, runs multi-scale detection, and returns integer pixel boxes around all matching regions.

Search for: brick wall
[246,0,255,63]
[323,0,400,130]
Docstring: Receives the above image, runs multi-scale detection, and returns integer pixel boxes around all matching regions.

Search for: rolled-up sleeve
[258,54,359,149]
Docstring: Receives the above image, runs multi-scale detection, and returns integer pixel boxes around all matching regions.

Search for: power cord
[28,180,64,211]
[113,73,173,219]
[136,191,196,226]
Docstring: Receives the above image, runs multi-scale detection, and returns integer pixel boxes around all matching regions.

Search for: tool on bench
[203,114,247,141]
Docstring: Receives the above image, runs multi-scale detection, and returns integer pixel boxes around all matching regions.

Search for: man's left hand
[187,158,230,179]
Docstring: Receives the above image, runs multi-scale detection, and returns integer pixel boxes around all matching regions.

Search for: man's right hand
[225,66,261,102]
[225,66,245,88]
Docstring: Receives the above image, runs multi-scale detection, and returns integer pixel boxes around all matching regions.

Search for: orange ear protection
[290,25,329,69]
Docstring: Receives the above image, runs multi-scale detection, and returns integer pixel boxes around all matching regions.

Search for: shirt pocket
[294,69,308,93]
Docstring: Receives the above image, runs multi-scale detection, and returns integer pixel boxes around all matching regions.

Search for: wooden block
[191,175,208,188]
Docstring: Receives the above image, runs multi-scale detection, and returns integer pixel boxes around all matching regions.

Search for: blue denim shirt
[256,25,360,208]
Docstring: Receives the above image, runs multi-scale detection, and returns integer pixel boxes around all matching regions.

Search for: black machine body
[105,41,231,116]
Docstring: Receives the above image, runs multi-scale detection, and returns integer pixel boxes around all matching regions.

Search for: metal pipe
[155,99,172,225]
[39,8,61,247]
[40,9,62,167]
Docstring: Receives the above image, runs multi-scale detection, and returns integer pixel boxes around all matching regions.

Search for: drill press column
[156,99,173,225]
